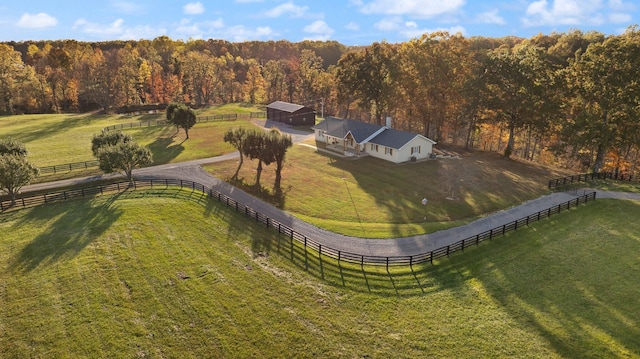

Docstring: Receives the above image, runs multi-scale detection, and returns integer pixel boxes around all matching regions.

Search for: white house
[312,116,436,163]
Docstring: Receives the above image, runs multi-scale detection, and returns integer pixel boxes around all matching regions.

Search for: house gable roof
[267,101,308,113]
[313,116,437,149]
[369,128,436,150]
[313,117,382,143]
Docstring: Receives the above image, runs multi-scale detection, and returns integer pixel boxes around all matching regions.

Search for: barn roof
[267,101,308,113]
[313,116,436,148]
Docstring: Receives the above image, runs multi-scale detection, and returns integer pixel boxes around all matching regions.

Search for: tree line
[2,28,640,173]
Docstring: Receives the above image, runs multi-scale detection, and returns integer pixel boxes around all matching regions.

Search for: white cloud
[476,9,506,25]
[374,17,403,31]
[223,25,276,41]
[184,2,205,15]
[264,2,308,18]
[522,0,608,27]
[608,12,631,23]
[73,18,166,39]
[303,20,334,40]
[17,12,58,28]
[111,1,143,14]
[175,18,225,37]
[345,22,360,31]
[401,24,466,39]
[375,17,465,40]
[359,0,465,18]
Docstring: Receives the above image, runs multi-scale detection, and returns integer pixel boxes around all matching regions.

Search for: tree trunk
[232,153,244,180]
[255,159,263,187]
[593,143,606,173]
[504,121,515,158]
[274,160,283,196]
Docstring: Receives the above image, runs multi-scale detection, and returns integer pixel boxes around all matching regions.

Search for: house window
[370,144,378,152]
[385,147,393,155]
[411,146,421,154]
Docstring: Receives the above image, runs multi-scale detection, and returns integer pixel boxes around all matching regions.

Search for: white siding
[367,136,433,163]
[314,128,327,142]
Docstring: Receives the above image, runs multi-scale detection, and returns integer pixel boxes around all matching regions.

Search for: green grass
[0,104,264,182]
[1,190,639,357]
[125,121,249,165]
[205,144,573,237]
[0,113,143,166]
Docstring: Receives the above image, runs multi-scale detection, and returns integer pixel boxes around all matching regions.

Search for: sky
[0,0,638,46]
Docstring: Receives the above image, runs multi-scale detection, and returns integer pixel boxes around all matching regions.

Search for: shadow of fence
[2,178,597,268]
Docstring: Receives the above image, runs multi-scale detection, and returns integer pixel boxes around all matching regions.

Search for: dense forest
[1,27,640,174]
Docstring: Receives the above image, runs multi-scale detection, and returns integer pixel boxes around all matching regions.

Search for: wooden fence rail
[39,160,101,175]
[549,171,637,189]
[1,178,597,267]
[102,111,266,132]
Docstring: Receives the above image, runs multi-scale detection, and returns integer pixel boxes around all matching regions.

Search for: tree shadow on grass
[146,136,185,165]
[11,194,123,272]
[444,217,640,357]
[17,115,94,143]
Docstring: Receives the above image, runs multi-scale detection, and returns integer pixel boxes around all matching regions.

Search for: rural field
[0,188,639,358]
[1,109,639,357]
[204,143,573,237]
[0,103,263,169]
[1,108,573,237]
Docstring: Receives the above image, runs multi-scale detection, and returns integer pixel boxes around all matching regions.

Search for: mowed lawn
[0,190,638,358]
[0,103,264,168]
[204,144,573,237]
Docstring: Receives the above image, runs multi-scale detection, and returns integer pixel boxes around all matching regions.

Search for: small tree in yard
[91,131,132,156]
[0,137,28,157]
[243,129,273,188]
[0,138,38,205]
[169,104,197,139]
[92,131,152,182]
[223,127,249,180]
[166,102,180,131]
[0,155,39,205]
[265,129,292,197]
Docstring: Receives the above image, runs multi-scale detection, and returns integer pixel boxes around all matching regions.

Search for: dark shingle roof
[267,101,306,113]
[313,117,383,143]
[313,116,436,149]
[368,128,419,149]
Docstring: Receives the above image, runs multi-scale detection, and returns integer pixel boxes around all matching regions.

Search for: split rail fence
[1,178,596,267]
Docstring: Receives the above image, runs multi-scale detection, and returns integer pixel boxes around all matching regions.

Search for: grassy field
[204,144,573,237]
[1,189,638,358]
[0,104,263,168]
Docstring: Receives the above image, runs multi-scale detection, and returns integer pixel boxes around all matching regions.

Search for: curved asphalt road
[21,120,640,257]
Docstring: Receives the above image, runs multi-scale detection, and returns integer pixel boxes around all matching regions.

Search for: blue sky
[1,0,637,45]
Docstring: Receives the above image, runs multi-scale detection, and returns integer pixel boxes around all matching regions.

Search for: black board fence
[102,112,266,132]
[549,171,637,189]
[39,160,100,175]
[2,178,597,267]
